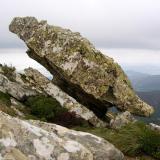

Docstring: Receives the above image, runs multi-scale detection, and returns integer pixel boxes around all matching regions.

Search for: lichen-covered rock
[0,111,124,160]
[110,111,136,129]
[0,74,37,101]
[9,17,154,118]
[22,67,106,127]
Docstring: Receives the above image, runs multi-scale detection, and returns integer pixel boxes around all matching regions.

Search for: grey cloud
[0,0,160,49]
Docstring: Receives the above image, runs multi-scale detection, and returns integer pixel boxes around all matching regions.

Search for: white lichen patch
[21,121,48,137]
[63,140,83,153]
[57,153,70,160]
[0,135,17,147]
[61,61,78,74]
[52,46,63,53]
[60,52,79,74]
[33,137,54,159]
[45,40,52,48]
[83,58,98,68]
[78,131,102,143]
[22,121,62,143]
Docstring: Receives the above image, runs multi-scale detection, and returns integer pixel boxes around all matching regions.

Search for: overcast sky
[0,0,160,74]
[1,0,160,49]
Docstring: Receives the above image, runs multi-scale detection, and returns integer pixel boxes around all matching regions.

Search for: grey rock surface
[0,111,124,160]
[0,74,37,101]
[110,111,136,129]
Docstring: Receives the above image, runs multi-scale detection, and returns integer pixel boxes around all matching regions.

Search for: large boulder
[0,111,124,160]
[9,17,154,119]
[23,67,107,127]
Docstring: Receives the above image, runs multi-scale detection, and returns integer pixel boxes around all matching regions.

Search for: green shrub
[20,73,27,82]
[110,122,160,158]
[25,95,67,121]
[0,91,16,116]
[107,122,144,156]
[0,91,11,106]
[24,95,90,127]
[140,124,160,159]
[74,122,160,159]
[1,64,16,81]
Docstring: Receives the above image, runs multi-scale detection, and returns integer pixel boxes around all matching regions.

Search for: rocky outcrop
[0,111,124,160]
[0,73,37,101]
[110,111,136,129]
[23,67,107,127]
[9,17,154,119]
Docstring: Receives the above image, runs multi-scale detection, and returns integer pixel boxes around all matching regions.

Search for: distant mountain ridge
[137,91,160,124]
[126,70,160,92]
[125,70,160,124]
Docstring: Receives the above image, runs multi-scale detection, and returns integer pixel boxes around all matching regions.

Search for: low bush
[1,64,16,81]
[25,95,90,127]
[109,122,160,158]
[74,122,160,159]
[0,91,11,106]
[140,124,160,159]
[25,95,67,121]
[0,91,16,116]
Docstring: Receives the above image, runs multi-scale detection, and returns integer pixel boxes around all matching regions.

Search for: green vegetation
[1,64,16,81]
[25,95,67,122]
[74,122,160,159]
[0,91,17,116]
[20,73,28,83]
[24,95,90,127]
[0,91,11,106]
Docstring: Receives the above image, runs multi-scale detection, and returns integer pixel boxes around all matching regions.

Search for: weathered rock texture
[9,17,154,118]
[0,73,37,101]
[0,111,124,160]
[23,67,107,127]
[110,111,136,129]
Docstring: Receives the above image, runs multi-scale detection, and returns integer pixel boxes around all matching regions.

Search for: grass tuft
[74,122,160,159]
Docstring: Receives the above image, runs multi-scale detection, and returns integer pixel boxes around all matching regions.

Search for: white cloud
[100,48,160,65]
[0,48,51,77]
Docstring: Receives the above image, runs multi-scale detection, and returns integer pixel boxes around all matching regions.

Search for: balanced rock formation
[0,111,124,160]
[9,17,154,119]
[23,67,107,127]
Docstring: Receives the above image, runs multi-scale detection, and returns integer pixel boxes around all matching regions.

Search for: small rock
[110,111,136,129]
